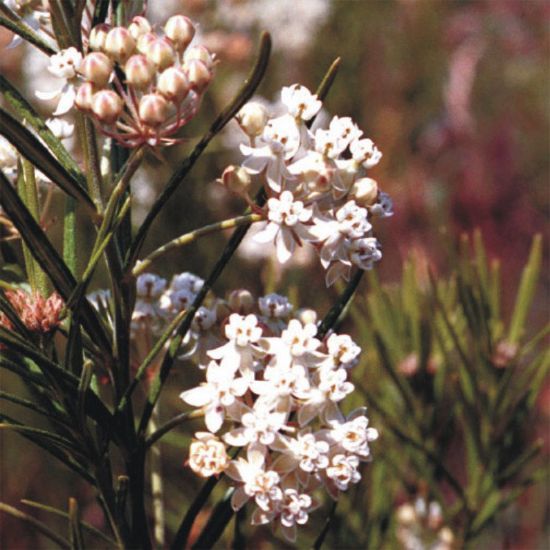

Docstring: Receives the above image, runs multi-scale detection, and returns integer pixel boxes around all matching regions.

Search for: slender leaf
[0,12,56,55]
[508,235,542,344]
[0,171,112,354]
[0,503,70,549]
[21,499,116,546]
[68,498,85,550]
[0,110,96,214]
[0,75,84,185]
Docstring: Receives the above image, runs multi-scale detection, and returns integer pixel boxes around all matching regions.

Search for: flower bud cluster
[222,84,393,286]
[123,271,377,542]
[34,13,214,147]
[395,498,455,550]
[3,289,64,333]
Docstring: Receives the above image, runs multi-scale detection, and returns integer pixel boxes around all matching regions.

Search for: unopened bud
[146,38,176,70]
[136,32,156,55]
[157,67,190,103]
[89,24,110,51]
[184,59,211,91]
[236,102,267,137]
[296,308,317,325]
[92,90,123,124]
[184,45,214,69]
[164,15,195,52]
[128,16,152,41]
[79,52,113,87]
[125,54,156,89]
[75,82,95,112]
[350,177,378,206]
[220,165,251,195]
[228,289,254,314]
[139,93,169,126]
[104,27,136,63]
[215,301,232,322]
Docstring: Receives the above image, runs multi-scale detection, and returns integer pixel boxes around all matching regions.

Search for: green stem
[63,196,77,276]
[20,159,49,296]
[133,213,262,276]
[145,410,204,449]
[149,405,165,548]
[124,32,272,270]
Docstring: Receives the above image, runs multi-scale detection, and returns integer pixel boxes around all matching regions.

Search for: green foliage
[341,231,548,548]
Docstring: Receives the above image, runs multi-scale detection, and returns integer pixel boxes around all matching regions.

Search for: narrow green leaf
[0,390,69,425]
[469,491,501,535]
[0,109,96,215]
[0,503,70,549]
[0,170,112,354]
[190,489,235,550]
[0,356,50,388]
[68,498,84,550]
[508,235,542,344]
[0,75,84,185]
[0,12,56,55]
[21,499,116,546]
[63,197,77,276]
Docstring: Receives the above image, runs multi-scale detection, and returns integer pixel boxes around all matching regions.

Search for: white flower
[258,293,293,318]
[296,368,353,426]
[350,138,382,169]
[136,273,167,299]
[370,191,394,218]
[329,414,378,458]
[46,117,74,139]
[324,333,361,369]
[314,128,347,159]
[226,444,283,511]
[240,114,300,191]
[281,84,322,121]
[254,191,317,263]
[278,488,315,542]
[224,401,288,447]
[208,313,263,375]
[273,431,330,479]
[328,116,363,148]
[326,453,361,492]
[180,361,250,433]
[348,237,382,270]
[188,432,229,477]
[159,288,195,317]
[36,48,82,116]
[191,306,217,332]
[287,150,336,195]
[0,136,18,180]
[170,272,204,293]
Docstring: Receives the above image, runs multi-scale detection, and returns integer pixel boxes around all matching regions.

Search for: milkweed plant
[0,1,547,549]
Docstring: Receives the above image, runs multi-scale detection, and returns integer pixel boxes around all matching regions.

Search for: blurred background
[1,0,548,548]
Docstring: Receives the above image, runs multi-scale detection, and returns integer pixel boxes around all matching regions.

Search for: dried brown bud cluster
[4,290,64,333]
[76,14,215,147]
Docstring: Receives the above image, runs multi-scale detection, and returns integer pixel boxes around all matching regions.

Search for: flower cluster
[37,13,214,147]
[126,272,379,542]
[220,84,392,286]
[2,289,64,333]
[395,498,455,550]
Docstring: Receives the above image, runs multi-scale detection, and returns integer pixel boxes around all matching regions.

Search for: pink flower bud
[104,27,136,63]
[220,165,251,195]
[128,16,152,41]
[237,102,267,137]
[184,45,214,69]
[136,32,156,55]
[75,82,95,112]
[89,24,110,51]
[350,177,378,206]
[157,67,190,103]
[139,93,169,126]
[79,52,113,87]
[184,59,211,91]
[164,15,195,52]
[228,289,255,314]
[125,54,156,89]
[92,90,124,124]
[146,37,176,71]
